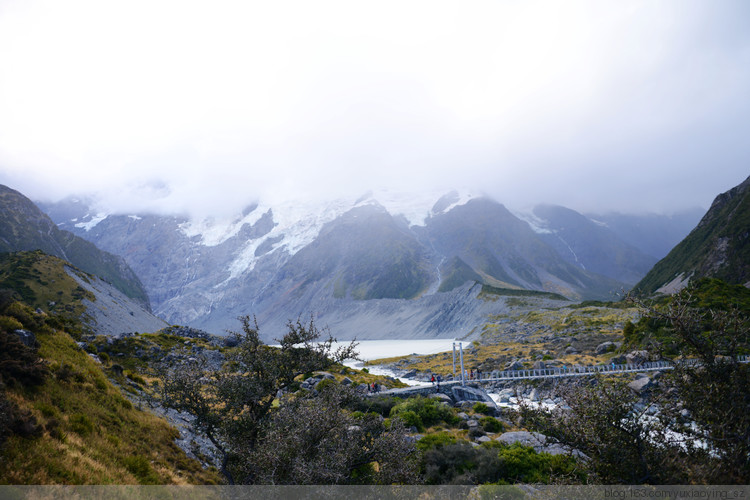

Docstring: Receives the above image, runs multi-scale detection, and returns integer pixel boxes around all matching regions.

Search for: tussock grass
[0,303,222,485]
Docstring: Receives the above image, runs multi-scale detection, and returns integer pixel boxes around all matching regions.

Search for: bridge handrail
[455,355,750,383]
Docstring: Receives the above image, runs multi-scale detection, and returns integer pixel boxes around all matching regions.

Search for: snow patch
[185,189,481,281]
[74,213,108,231]
[222,198,356,280]
[179,206,269,246]
[513,211,554,234]
[357,188,477,226]
[128,215,142,221]
[589,218,608,228]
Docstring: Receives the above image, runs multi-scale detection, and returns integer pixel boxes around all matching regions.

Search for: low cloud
[1,0,749,217]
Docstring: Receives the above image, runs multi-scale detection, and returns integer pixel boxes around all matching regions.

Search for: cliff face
[635,176,750,294]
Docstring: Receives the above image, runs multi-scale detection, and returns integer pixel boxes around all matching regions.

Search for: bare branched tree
[158,315,361,484]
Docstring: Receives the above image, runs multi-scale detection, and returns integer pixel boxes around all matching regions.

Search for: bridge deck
[376,355,749,395]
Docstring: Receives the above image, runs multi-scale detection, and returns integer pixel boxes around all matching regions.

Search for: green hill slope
[0,185,150,308]
[0,295,221,484]
[635,176,750,294]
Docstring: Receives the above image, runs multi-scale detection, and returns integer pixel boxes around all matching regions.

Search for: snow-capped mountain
[39,190,689,339]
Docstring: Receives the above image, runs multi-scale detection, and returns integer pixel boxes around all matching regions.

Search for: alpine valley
[34,189,703,341]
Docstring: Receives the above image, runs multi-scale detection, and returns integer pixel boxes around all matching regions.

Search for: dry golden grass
[0,312,222,485]
[367,304,637,377]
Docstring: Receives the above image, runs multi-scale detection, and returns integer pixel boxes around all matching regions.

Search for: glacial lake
[335,338,459,386]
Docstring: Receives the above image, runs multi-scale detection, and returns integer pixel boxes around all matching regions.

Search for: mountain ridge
[635,175,750,294]
[0,185,151,309]
[36,189,687,339]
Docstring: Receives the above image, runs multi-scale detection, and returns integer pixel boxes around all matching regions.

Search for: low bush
[480,416,504,433]
[472,402,492,415]
[389,396,458,430]
[416,432,457,451]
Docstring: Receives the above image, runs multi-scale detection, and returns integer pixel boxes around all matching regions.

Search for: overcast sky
[0,0,749,218]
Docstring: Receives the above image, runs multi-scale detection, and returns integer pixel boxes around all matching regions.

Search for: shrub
[394,410,424,432]
[496,443,582,484]
[421,441,582,485]
[0,315,23,332]
[0,328,49,387]
[472,402,492,415]
[347,395,401,417]
[416,432,457,451]
[390,396,458,430]
[480,416,504,433]
[125,371,146,386]
[314,378,337,392]
[468,427,486,439]
[34,402,57,418]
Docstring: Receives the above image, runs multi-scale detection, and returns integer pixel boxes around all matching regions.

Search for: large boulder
[496,431,548,449]
[628,376,654,394]
[496,431,583,457]
[12,329,36,348]
[505,360,524,371]
[626,350,650,366]
[595,342,618,355]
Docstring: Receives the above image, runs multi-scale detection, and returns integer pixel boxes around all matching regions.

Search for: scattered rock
[430,393,454,405]
[495,431,548,448]
[495,431,582,457]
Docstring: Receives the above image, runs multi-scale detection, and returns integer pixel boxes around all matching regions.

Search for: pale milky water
[337,339,458,387]
[334,339,555,407]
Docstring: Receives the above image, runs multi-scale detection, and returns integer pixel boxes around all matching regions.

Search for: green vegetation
[437,257,483,293]
[635,180,750,294]
[479,284,568,301]
[389,396,459,432]
[0,251,94,319]
[0,294,221,484]
[420,441,582,485]
[523,278,750,484]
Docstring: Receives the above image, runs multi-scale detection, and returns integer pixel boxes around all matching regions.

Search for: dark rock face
[11,329,36,348]
[532,204,658,285]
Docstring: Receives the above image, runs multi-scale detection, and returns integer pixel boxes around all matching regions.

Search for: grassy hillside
[0,296,222,484]
[368,301,638,375]
[0,251,93,319]
[0,184,150,308]
[635,176,750,294]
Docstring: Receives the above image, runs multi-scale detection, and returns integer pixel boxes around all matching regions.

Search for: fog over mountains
[37,189,702,339]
